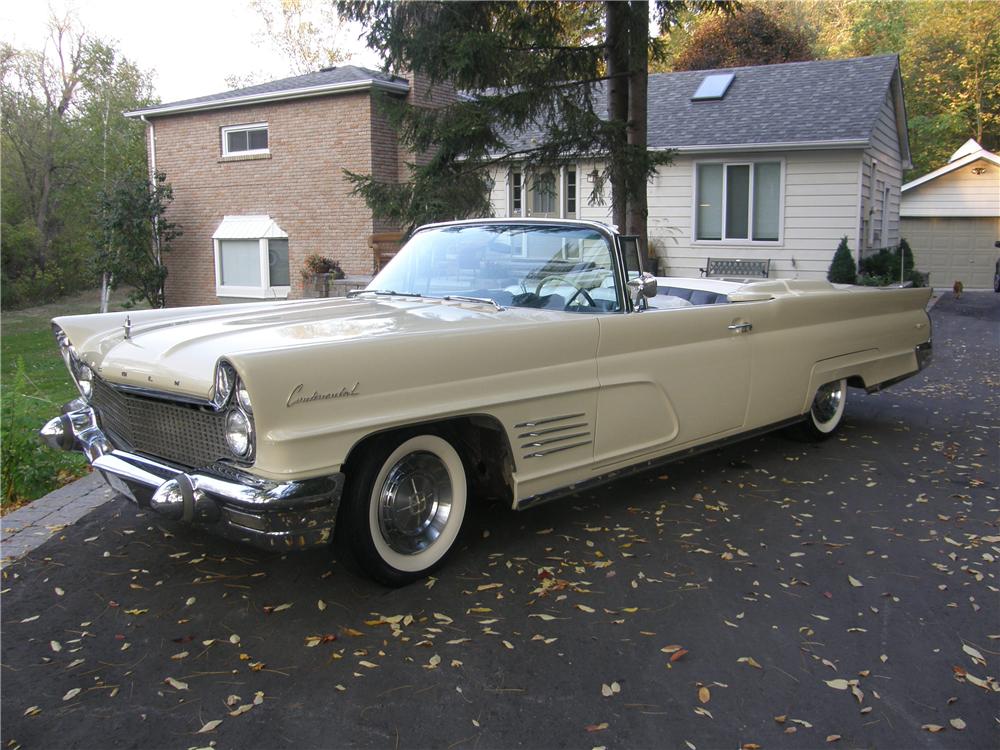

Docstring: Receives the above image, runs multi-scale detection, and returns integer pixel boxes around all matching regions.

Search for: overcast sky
[1,0,380,103]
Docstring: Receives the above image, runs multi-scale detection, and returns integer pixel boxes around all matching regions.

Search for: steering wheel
[534,275,596,308]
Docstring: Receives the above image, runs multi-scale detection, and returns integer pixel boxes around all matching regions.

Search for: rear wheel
[788,378,848,441]
[342,432,467,586]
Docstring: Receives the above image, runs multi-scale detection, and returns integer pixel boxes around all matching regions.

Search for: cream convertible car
[41,220,932,585]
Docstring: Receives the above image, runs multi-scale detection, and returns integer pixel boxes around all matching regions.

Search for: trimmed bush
[859,239,927,287]
[827,236,857,284]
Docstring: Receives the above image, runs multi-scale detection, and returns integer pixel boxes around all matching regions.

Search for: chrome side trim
[518,422,588,438]
[521,431,591,449]
[523,440,593,460]
[514,413,586,429]
[518,416,804,508]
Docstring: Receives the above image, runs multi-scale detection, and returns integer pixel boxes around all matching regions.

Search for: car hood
[56,296,553,400]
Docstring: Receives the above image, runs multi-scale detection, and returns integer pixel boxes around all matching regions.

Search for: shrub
[827,236,857,284]
[1,358,87,509]
[301,254,345,280]
[859,239,927,287]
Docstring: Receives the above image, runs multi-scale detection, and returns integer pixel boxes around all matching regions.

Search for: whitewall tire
[343,432,467,586]
[789,378,848,441]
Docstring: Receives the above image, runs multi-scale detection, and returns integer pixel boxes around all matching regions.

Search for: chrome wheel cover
[377,450,453,555]
[812,381,844,425]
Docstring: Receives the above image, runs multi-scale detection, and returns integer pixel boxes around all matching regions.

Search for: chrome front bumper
[39,401,343,550]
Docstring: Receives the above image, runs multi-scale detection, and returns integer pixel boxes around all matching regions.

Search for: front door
[593,302,757,470]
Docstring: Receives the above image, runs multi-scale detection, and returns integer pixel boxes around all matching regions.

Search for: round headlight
[214,362,235,408]
[77,364,94,400]
[225,409,253,458]
[236,381,252,414]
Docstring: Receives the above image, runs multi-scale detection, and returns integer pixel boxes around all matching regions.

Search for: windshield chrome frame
[404,218,628,314]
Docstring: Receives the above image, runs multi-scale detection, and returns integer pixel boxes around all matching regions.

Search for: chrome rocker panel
[39,401,343,551]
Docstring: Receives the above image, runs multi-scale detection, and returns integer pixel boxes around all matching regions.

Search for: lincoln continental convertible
[40,219,932,585]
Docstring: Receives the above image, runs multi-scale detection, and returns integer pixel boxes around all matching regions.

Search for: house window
[221,123,268,157]
[695,161,781,242]
[566,168,577,216]
[531,171,557,214]
[510,171,522,216]
[213,215,290,298]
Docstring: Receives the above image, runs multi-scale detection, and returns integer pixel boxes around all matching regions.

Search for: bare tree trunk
[605,1,629,233]
[100,273,112,313]
[626,1,649,260]
[35,161,54,269]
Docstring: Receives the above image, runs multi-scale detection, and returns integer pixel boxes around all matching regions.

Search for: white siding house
[489,56,910,280]
[901,140,1000,289]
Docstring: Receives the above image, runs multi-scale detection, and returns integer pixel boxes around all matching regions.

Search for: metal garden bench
[700,258,770,279]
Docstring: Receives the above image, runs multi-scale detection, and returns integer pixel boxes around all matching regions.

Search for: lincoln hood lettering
[286,382,360,407]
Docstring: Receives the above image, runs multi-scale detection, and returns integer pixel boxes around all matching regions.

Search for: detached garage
[901,140,1000,289]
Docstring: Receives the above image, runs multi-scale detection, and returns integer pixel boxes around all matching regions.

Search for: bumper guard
[39,401,343,551]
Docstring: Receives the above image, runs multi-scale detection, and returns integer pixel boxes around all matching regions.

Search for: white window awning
[213,215,287,240]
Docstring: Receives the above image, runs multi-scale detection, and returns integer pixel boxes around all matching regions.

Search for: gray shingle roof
[128,65,408,117]
[503,55,901,152]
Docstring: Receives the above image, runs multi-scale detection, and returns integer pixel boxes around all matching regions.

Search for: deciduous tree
[1,14,154,308]
[671,6,814,71]
[97,171,181,309]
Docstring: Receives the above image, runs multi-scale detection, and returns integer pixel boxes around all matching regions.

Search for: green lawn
[1,288,141,511]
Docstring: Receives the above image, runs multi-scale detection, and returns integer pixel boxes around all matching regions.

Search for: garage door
[901,216,1000,289]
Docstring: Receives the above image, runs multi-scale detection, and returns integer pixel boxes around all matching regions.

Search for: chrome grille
[91,378,229,469]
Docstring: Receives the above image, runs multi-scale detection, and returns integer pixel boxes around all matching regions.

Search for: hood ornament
[123,315,132,340]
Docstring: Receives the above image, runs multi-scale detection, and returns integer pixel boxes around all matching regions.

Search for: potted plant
[302,254,345,297]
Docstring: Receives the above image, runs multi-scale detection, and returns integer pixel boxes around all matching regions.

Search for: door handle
[728,322,753,333]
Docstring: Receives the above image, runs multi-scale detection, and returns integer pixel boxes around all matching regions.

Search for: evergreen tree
[827,236,857,284]
[338,1,728,251]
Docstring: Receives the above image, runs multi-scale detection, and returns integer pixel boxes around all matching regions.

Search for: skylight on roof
[692,72,735,101]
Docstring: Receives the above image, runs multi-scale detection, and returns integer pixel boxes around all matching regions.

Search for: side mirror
[626,272,657,309]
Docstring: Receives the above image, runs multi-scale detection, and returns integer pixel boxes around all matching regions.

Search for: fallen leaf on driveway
[921,724,944,733]
[949,718,966,730]
[197,719,223,733]
[825,679,850,690]
[848,576,863,587]
[962,644,986,666]
[738,656,762,669]
[698,686,710,703]
[165,677,188,691]
[585,722,609,732]
[62,688,81,701]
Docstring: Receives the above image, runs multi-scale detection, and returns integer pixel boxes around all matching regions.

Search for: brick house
[126,66,451,307]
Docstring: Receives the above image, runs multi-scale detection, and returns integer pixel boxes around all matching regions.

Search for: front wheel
[788,378,848,441]
[342,433,468,586]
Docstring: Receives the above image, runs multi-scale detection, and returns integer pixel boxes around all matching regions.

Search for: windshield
[366,224,622,312]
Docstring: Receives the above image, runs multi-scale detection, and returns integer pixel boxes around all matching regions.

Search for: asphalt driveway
[2,292,997,750]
